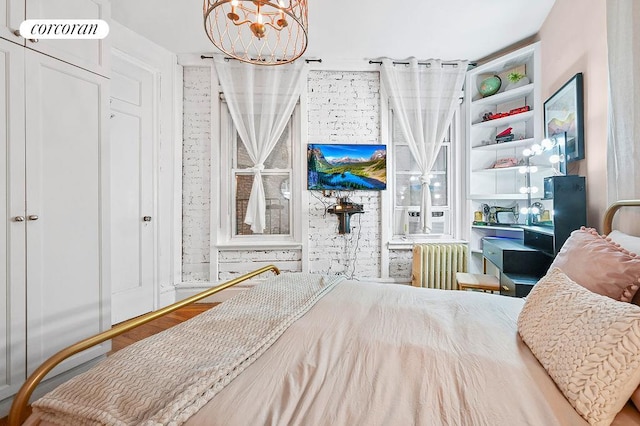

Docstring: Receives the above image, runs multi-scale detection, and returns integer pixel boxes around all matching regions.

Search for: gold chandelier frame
[203,0,308,65]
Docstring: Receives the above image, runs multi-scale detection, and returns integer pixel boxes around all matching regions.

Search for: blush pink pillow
[550,227,640,302]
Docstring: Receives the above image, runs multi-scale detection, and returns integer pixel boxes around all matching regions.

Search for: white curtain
[607,0,640,210]
[213,57,306,233]
[381,58,468,233]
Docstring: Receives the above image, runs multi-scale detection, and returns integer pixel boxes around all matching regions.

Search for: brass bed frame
[8,264,280,425]
[602,199,640,235]
[7,199,640,424]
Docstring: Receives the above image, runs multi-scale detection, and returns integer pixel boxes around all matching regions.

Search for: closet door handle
[14,216,25,222]
[12,29,37,43]
[28,215,39,221]
[143,216,152,222]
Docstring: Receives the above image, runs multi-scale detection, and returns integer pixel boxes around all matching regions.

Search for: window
[390,109,460,238]
[219,102,301,244]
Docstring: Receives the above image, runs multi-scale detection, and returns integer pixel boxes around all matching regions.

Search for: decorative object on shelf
[203,0,308,65]
[478,75,501,97]
[481,105,531,122]
[496,134,515,143]
[497,64,526,88]
[495,127,514,143]
[491,157,518,169]
[543,73,584,162]
[540,210,551,222]
[481,203,520,224]
[528,201,548,224]
[504,72,530,91]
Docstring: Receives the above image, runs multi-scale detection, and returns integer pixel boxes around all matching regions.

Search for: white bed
[24,279,596,425]
[10,200,640,426]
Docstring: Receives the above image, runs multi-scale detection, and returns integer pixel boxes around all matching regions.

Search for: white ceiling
[110,0,556,62]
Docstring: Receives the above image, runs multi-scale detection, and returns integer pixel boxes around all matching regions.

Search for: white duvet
[28,278,640,425]
[188,280,588,426]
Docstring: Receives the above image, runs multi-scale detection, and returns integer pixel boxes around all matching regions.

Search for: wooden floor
[109,303,217,353]
[0,303,216,426]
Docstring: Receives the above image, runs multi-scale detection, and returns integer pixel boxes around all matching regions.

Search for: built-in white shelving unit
[465,42,555,271]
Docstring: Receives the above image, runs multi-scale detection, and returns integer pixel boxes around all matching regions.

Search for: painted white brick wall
[181,67,416,283]
[182,66,211,282]
[308,71,380,143]
[307,71,382,278]
[217,250,302,281]
[389,249,413,280]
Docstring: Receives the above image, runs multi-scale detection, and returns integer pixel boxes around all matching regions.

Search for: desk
[482,237,553,297]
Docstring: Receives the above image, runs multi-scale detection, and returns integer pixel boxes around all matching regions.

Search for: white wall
[180,64,415,284]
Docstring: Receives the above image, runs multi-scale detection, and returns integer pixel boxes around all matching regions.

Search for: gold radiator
[411,243,468,289]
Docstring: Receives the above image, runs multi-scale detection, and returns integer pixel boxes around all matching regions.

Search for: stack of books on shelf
[495,127,514,143]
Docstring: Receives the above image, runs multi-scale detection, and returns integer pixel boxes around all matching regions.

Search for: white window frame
[216,98,303,248]
[385,99,464,247]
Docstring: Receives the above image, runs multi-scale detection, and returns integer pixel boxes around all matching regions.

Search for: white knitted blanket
[33,273,345,426]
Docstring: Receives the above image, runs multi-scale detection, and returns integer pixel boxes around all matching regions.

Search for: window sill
[387,237,468,250]
[216,241,303,251]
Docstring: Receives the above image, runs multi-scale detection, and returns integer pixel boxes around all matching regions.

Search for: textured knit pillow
[550,227,640,302]
[518,268,640,426]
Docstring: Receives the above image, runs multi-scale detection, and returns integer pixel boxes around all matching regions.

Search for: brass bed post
[603,200,640,235]
[8,264,280,426]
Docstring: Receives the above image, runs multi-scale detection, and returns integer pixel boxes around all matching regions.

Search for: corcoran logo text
[19,20,109,39]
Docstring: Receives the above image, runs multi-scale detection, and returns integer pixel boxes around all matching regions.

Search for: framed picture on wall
[543,72,584,162]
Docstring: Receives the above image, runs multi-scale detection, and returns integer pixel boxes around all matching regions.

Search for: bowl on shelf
[479,75,501,97]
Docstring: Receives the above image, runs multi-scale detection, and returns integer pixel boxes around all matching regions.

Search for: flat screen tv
[307,144,387,191]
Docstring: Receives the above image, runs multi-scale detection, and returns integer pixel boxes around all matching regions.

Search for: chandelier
[203,0,308,65]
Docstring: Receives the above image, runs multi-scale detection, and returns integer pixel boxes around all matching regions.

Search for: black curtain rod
[369,60,478,69]
[200,55,322,63]
[198,56,473,68]
[368,60,466,67]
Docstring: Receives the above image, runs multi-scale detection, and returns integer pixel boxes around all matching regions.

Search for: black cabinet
[482,175,587,297]
[482,237,553,297]
[523,175,587,256]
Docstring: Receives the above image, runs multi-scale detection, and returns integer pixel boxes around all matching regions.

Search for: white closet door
[0,0,25,45]
[110,51,155,324]
[25,50,110,376]
[0,38,26,402]
[25,0,110,77]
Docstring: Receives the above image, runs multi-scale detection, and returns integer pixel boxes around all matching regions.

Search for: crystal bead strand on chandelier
[203,0,308,65]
